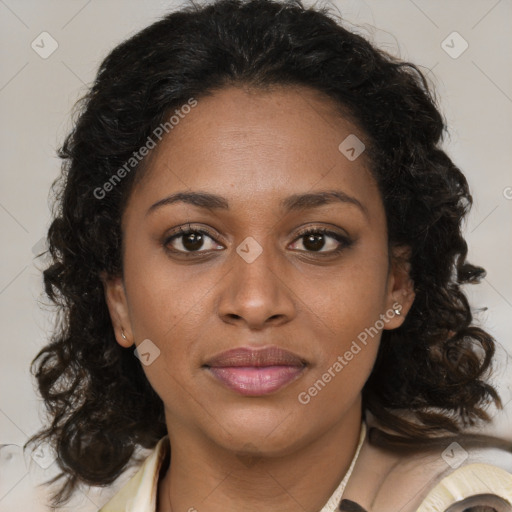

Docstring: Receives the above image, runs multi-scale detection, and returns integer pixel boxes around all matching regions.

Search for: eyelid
[294,225,349,240]
[164,223,221,241]
[291,226,353,254]
[163,224,223,250]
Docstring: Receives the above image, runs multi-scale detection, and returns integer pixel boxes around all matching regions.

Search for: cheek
[296,243,388,392]
[122,239,209,339]
[297,277,384,418]
[306,248,389,336]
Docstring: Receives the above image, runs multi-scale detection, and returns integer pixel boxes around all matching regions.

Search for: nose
[216,239,296,330]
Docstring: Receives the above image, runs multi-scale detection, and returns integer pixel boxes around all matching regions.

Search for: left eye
[290,229,350,253]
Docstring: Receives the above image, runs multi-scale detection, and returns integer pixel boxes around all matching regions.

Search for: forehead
[124,85,381,220]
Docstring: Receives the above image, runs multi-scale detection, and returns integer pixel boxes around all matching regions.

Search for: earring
[393,306,402,316]
[121,329,127,340]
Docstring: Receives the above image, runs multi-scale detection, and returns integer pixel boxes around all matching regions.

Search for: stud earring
[121,329,127,340]
[393,306,402,316]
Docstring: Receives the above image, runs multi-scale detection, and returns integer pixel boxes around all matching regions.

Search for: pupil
[183,232,203,251]
[304,233,324,251]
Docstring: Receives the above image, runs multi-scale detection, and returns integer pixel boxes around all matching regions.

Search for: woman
[25,0,512,511]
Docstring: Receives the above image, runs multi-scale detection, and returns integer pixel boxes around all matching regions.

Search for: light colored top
[318,422,366,512]
[98,422,512,512]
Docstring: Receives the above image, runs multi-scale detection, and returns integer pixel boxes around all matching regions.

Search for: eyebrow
[146,189,368,217]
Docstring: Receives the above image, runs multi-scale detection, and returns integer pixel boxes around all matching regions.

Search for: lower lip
[206,366,306,396]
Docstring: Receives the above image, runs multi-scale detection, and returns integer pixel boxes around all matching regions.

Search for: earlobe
[101,272,134,347]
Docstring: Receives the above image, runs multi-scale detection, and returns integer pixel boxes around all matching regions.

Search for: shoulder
[342,428,512,512]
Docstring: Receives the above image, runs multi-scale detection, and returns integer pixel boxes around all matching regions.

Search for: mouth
[203,346,308,396]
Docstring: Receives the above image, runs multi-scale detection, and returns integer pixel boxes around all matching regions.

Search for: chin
[207,406,307,456]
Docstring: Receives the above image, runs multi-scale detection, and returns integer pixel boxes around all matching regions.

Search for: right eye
[163,226,224,254]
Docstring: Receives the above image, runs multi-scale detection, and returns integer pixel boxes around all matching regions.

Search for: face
[104,85,414,457]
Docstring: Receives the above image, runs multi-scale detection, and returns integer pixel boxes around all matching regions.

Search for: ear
[383,245,415,330]
[100,272,134,347]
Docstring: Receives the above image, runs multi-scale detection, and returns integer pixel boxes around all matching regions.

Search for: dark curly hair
[25,0,504,506]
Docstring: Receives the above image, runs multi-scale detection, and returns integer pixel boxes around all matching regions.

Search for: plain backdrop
[1,0,511,510]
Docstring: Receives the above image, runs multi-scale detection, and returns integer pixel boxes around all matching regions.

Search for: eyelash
[163,224,353,257]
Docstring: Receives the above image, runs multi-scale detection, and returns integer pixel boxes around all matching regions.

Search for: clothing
[98,423,512,512]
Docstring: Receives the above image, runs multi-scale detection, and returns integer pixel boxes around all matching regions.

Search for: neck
[157,405,363,512]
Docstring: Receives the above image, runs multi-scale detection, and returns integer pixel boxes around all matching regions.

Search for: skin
[103,85,415,512]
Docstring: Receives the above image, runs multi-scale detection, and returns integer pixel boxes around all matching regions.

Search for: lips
[203,346,307,396]
[204,346,307,368]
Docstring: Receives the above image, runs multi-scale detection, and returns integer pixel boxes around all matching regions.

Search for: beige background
[1,0,511,509]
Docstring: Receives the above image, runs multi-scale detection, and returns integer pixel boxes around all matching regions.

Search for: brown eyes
[163,225,353,256]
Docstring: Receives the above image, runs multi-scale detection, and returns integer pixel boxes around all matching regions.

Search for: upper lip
[203,346,307,368]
